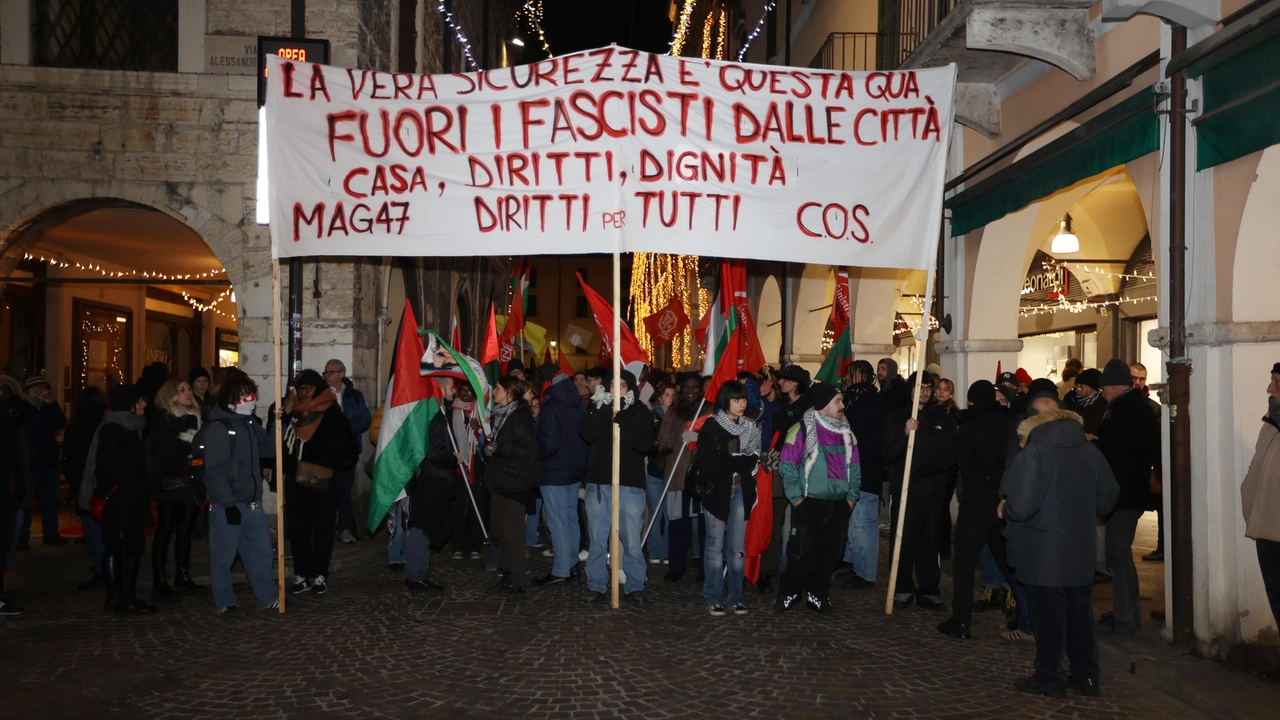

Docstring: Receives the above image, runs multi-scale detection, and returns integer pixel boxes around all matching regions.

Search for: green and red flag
[480,301,501,388]
[368,300,439,533]
[816,326,853,385]
[697,259,767,376]
[703,321,743,403]
[421,331,492,435]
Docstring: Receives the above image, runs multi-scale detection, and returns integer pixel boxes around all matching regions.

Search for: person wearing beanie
[882,372,959,611]
[757,365,813,592]
[95,384,156,614]
[188,367,213,418]
[507,358,526,380]
[1072,369,1107,437]
[21,374,68,544]
[1094,358,1160,635]
[938,380,1016,639]
[1015,368,1034,393]
[775,382,860,613]
[1000,380,1119,697]
[579,368,655,605]
[1242,363,1280,682]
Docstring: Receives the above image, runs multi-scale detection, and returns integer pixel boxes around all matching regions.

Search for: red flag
[744,428,781,584]
[703,323,743,403]
[558,346,574,377]
[641,296,690,345]
[719,259,768,373]
[450,315,462,353]
[996,361,1002,381]
[389,300,437,408]
[480,302,501,386]
[575,272,649,372]
[829,267,850,340]
[542,344,553,366]
[498,289,525,372]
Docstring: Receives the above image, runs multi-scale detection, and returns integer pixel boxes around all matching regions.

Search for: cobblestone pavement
[2,534,1208,720]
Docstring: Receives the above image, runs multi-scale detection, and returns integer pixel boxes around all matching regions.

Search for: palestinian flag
[480,301,501,388]
[368,300,440,533]
[816,326,853,385]
[424,331,491,435]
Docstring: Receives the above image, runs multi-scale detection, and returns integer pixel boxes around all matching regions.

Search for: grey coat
[201,406,274,508]
[1000,409,1119,587]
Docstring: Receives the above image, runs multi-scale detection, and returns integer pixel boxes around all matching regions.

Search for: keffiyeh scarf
[801,408,855,480]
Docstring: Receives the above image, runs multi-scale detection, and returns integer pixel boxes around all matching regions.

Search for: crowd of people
[4,350,1280,697]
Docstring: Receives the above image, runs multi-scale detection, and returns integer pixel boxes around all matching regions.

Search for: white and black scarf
[713,410,762,456]
[490,400,518,439]
[1077,392,1101,409]
[590,384,634,411]
[800,408,855,481]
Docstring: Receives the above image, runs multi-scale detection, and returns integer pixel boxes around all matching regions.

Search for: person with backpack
[201,372,279,614]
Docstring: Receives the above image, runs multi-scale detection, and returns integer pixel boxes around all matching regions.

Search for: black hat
[1271,362,1280,375]
[619,369,638,393]
[809,382,840,413]
[1075,368,1102,391]
[507,358,526,374]
[108,383,141,412]
[188,367,210,385]
[1100,359,1133,388]
[1027,378,1059,402]
[779,365,811,385]
[537,363,559,384]
[906,371,934,389]
[967,379,996,405]
[996,371,1018,387]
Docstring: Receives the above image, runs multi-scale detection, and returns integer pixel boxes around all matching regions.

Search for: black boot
[151,572,180,604]
[117,554,157,615]
[174,567,204,592]
[173,504,203,592]
[103,554,120,611]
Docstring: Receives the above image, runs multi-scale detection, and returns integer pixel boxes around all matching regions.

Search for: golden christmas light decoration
[516,0,553,58]
[182,287,236,319]
[700,7,716,59]
[715,6,729,60]
[669,0,697,56]
[24,252,226,281]
[629,253,702,370]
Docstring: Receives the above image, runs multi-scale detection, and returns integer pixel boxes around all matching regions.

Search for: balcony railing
[878,0,962,68]
[809,31,923,71]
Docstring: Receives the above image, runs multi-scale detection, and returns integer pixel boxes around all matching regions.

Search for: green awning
[946,89,1160,237]
[1194,33,1280,169]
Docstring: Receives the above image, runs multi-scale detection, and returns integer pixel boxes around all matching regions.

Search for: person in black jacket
[758,365,812,592]
[22,375,67,544]
[404,376,460,592]
[1094,358,1161,635]
[484,376,540,594]
[580,369,656,606]
[883,372,960,611]
[149,379,206,603]
[281,369,359,596]
[203,372,280,613]
[96,384,155,614]
[0,395,26,615]
[877,358,909,415]
[694,380,761,616]
[534,372,589,586]
[63,387,107,591]
[842,360,885,589]
[938,380,1016,639]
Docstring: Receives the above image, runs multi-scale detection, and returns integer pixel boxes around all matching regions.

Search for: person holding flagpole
[483,376,540,595]
[403,376,461,592]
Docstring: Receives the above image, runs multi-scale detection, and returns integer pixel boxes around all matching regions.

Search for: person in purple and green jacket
[774,382,861,614]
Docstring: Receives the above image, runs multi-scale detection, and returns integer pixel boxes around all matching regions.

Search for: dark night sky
[539,0,675,55]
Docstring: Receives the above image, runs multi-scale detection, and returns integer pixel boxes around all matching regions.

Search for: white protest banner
[266,49,955,269]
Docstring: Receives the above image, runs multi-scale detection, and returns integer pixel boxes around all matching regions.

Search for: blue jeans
[208,503,279,611]
[645,474,669,560]
[979,544,1009,588]
[702,484,746,607]
[584,483,646,594]
[82,515,105,574]
[386,500,407,565]
[843,491,880,582]
[525,497,542,546]
[32,467,61,536]
[540,483,581,578]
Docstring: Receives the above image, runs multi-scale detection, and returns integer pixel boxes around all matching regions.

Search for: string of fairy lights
[437,0,480,71]
[1017,258,1158,317]
[669,0,697,56]
[23,251,234,318]
[737,1,777,61]
[516,0,553,58]
[629,254,704,369]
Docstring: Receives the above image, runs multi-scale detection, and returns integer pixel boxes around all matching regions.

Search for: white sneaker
[618,569,627,585]
[579,549,589,562]
[542,548,554,557]
[263,599,280,610]
[339,530,356,544]
[1000,629,1035,643]
[310,575,328,595]
[649,558,663,565]
[289,575,310,594]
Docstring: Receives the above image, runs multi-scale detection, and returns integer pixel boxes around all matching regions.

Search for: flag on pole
[641,296,690,345]
[816,326,853,385]
[498,296,525,372]
[480,302,501,387]
[703,322,743,403]
[367,300,439,532]
[575,271,649,377]
[558,346,574,377]
[543,343,553,366]
[829,267,850,340]
[698,260,767,376]
[421,331,492,435]
[450,315,462,353]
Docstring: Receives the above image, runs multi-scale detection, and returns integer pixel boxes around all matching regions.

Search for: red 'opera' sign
[264,49,956,270]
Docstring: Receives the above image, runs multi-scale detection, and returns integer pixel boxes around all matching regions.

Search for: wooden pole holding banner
[884,261,937,615]
[272,259,287,613]
[610,250,622,609]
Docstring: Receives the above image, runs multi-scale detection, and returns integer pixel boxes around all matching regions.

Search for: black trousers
[288,483,339,579]
[890,493,943,598]
[491,492,528,586]
[667,515,692,575]
[0,497,15,597]
[951,509,1013,624]
[779,498,851,600]
[1024,584,1100,684]
[1258,538,1280,627]
[152,501,199,579]
[450,475,487,554]
[760,494,789,577]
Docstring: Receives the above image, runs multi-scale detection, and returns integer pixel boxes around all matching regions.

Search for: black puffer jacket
[956,401,1013,515]
[882,402,959,499]
[691,415,759,522]
[484,406,540,495]
[1001,409,1120,586]
[408,411,458,543]
[843,382,884,495]
[1094,389,1161,512]
[201,406,273,508]
[580,399,656,489]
